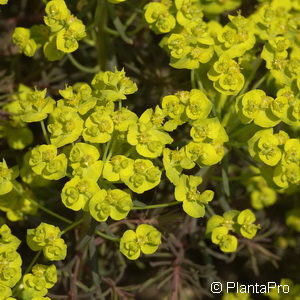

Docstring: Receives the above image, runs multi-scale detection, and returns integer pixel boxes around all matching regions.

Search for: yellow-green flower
[127,109,173,158]
[0,247,22,288]
[0,225,22,288]
[112,108,138,132]
[0,285,12,300]
[103,155,133,182]
[215,14,256,59]
[11,85,55,123]
[144,2,176,34]
[0,159,18,196]
[0,224,21,251]
[83,107,114,144]
[251,187,277,210]
[206,209,259,252]
[120,224,161,260]
[185,89,212,120]
[43,238,67,261]
[236,89,280,128]
[208,55,244,95]
[211,227,238,253]
[163,148,195,185]
[174,174,214,218]
[44,0,71,32]
[47,106,84,148]
[61,176,100,211]
[21,264,57,300]
[120,159,161,194]
[237,209,260,239]
[174,0,203,27]
[282,139,300,165]
[185,141,225,166]
[165,22,215,69]
[248,129,282,166]
[29,145,67,180]
[89,189,132,222]
[68,143,103,180]
[12,27,38,57]
[57,83,97,115]
[27,223,67,261]
[56,17,86,53]
[273,161,300,188]
[92,69,137,102]
[190,117,228,143]
[43,35,64,61]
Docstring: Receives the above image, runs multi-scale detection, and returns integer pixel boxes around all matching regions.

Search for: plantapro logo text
[226,282,289,294]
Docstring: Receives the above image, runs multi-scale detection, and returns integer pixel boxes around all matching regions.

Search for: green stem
[29,198,72,224]
[24,250,42,274]
[40,120,50,144]
[94,0,108,69]
[104,26,119,36]
[195,68,205,91]
[239,58,262,95]
[61,217,85,235]
[12,250,42,296]
[106,138,116,162]
[206,204,215,216]
[67,53,100,74]
[191,69,196,89]
[12,185,72,224]
[132,201,180,210]
[216,93,228,117]
[252,73,267,90]
[96,230,119,242]
[102,138,112,162]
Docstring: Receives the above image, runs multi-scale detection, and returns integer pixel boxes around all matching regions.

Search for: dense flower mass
[12,0,86,60]
[1,0,300,298]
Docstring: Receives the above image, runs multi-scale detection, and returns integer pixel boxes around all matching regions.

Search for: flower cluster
[143,0,300,113]
[12,0,86,60]
[20,264,57,300]
[208,55,244,95]
[28,145,67,180]
[174,175,214,218]
[236,88,300,128]
[206,209,260,252]
[248,129,300,189]
[161,89,228,178]
[10,85,55,123]
[2,0,300,296]
[0,224,22,299]
[120,224,161,260]
[0,159,18,196]
[27,223,67,261]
